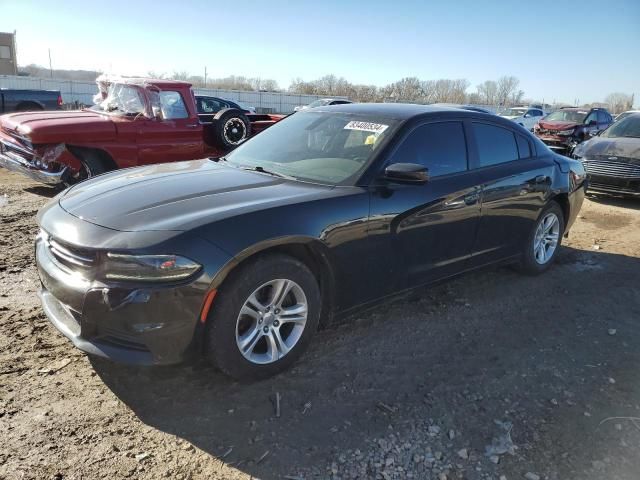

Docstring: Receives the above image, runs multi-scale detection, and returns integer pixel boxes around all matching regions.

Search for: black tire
[518,201,565,275]
[212,108,251,149]
[205,254,321,380]
[63,150,109,187]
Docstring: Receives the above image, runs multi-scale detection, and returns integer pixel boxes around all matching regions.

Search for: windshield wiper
[241,165,297,180]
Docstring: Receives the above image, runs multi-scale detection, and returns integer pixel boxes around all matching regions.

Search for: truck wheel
[63,150,109,187]
[213,109,251,149]
[16,102,43,112]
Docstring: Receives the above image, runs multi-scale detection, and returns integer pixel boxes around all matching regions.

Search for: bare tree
[476,80,498,105]
[604,92,634,114]
[496,76,520,106]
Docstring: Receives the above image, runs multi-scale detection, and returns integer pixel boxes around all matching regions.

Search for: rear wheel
[518,201,565,274]
[16,102,43,112]
[205,254,321,380]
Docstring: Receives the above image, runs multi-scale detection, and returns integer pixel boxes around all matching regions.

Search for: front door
[138,90,203,164]
[367,120,482,293]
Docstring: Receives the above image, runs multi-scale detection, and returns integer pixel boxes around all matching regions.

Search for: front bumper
[33,203,230,365]
[587,175,640,197]
[36,235,211,365]
[0,143,67,185]
[536,134,577,153]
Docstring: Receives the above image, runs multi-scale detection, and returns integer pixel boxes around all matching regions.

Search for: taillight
[57,95,63,107]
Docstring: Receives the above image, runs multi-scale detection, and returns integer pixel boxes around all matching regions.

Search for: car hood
[0,109,117,144]
[58,159,335,232]
[538,120,579,131]
[575,136,640,160]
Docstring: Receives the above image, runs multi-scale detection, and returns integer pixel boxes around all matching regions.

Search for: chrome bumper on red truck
[0,139,67,185]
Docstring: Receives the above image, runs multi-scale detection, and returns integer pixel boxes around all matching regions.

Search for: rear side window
[472,123,519,167]
[389,122,468,177]
[198,97,223,113]
[516,134,532,159]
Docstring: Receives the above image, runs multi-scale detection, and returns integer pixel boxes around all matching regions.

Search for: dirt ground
[1,168,640,480]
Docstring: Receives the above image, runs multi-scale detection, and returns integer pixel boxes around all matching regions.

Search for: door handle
[185,123,199,128]
[530,175,548,184]
[463,192,480,205]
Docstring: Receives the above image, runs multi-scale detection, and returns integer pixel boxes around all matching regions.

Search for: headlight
[104,253,201,282]
[557,129,575,136]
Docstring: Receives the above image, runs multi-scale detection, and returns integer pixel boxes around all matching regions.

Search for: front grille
[0,131,35,162]
[583,158,640,179]
[43,231,97,275]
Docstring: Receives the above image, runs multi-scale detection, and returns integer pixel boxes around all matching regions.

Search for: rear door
[138,89,204,164]
[468,122,554,266]
[368,119,483,291]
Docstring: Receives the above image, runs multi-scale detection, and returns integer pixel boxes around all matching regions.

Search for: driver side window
[388,122,468,177]
[584,111,598,124]
[160,91,189,120]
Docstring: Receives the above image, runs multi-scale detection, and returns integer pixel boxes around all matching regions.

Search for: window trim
[376,118,470,181]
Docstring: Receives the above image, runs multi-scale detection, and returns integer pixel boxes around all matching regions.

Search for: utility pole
[48,48,53,78]
[204,66,207,88]
[12,30,18,75]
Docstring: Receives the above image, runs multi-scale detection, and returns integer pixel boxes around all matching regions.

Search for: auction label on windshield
[344,121,389,134]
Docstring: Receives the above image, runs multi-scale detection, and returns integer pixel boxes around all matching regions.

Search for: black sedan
[573,113,640,197]
[35,104,587,379]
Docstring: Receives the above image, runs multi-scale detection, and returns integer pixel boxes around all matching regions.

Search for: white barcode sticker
[344,121,389,134]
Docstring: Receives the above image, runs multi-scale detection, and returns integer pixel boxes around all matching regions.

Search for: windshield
[601,114,640,139]
[92,84,146,116]
[544,110,588,123]
[615,111,638,123]
[502,108,527,117]
[224,111,399,185]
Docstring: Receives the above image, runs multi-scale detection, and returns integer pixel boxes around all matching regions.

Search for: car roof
[313,102,498,120]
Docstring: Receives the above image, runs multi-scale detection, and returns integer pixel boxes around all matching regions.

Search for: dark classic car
[35,104,586,380]
[573,113,640,197]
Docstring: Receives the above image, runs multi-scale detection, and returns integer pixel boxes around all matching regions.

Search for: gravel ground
[1,169,639,480]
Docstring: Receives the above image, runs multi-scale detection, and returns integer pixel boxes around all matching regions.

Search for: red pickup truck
[0,76,283,186]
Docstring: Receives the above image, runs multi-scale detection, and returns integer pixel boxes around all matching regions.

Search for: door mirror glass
[384,163,429,184]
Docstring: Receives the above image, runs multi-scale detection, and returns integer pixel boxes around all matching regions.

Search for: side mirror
[152,105,163,120]
[384,163,429,184]
[524,113,531,118]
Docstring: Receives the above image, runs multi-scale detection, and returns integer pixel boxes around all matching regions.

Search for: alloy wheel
[235,279,308,364]
[533,212,560,264]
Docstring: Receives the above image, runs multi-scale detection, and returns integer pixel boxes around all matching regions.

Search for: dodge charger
[35,104,587,379]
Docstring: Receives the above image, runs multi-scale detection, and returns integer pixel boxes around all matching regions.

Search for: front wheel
[205,254,321,380]
[518,201,565,274]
